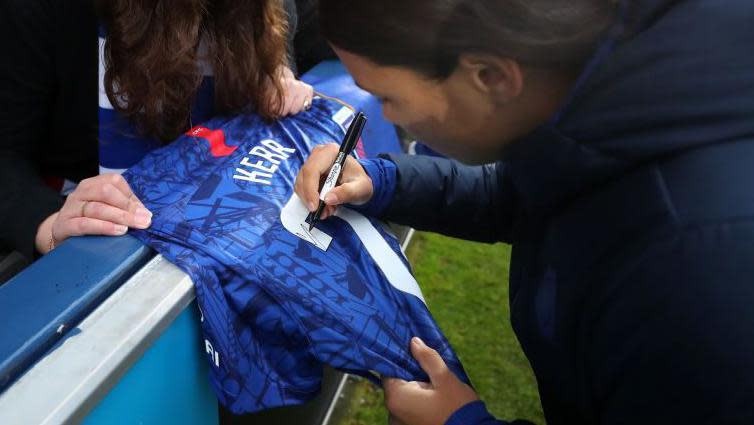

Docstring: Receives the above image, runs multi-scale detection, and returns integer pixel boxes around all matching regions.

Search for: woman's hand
[294,143,374,219]
[274,66,314,116]
[35,174,152,254]
[383,337,480,425]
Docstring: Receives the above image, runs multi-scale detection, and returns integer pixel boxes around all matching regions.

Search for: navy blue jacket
[359,0,754,423]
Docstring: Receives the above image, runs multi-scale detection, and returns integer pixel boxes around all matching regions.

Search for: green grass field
[334,231,545,424]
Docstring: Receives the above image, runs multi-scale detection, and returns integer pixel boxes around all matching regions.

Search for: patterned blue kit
[124,98,469,414]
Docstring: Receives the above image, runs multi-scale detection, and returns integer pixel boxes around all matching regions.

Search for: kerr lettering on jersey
[233,139,296,185]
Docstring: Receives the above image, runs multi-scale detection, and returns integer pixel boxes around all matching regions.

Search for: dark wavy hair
[97,0,288,142]
[320,0,619,79]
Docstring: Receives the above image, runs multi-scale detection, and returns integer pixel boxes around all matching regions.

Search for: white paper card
[280,193,333,251]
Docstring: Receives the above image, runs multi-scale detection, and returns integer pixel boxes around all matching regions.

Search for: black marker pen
[307,112,367,231]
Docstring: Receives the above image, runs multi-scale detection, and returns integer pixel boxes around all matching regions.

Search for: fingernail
[115,225,128,235]
[324,193,337,204]
[412,337,425,348]
[135,208,152,227]
[309,201,317,212]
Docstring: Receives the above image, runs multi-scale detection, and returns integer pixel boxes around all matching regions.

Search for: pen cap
[340,112,366,153]
[343,113,367,155]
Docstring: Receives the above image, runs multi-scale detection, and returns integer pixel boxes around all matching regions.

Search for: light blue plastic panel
[83,302,218,425]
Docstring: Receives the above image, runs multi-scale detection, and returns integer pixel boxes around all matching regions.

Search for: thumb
[410,337,450,387]
[323,180,372,206]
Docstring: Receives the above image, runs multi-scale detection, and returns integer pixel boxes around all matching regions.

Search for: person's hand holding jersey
[294,143,374,219]
[34,174,152,254]
[383,337,479,425]
[274,66,315,116]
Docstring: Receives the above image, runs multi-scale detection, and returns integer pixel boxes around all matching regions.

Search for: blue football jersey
[123,98,469,414]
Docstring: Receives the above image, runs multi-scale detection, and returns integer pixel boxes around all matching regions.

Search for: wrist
[349,157,397,217]
[35,212,59,255]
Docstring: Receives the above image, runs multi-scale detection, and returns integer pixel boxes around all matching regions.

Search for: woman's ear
[457,54,524,105]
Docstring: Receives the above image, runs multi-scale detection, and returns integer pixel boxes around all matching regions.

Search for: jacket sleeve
[0,0,64,259]
[446,401,536,425]
[589,221,754,423]
[356,154,517,243]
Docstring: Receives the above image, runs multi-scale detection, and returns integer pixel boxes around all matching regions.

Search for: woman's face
[334,47,572,164]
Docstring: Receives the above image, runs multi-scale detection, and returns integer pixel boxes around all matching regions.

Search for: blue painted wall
[83,303,218,425]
